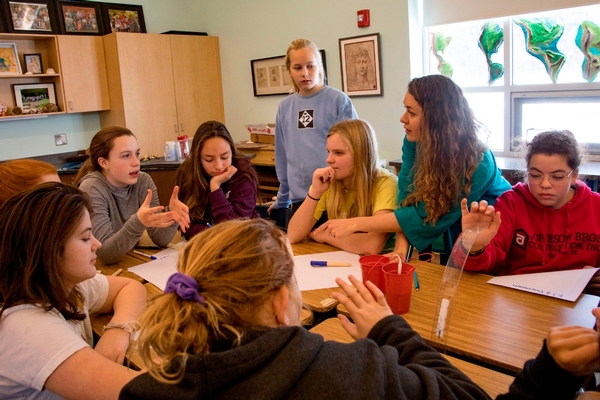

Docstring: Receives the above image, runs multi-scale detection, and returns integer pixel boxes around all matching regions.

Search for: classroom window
[425,4,600,155]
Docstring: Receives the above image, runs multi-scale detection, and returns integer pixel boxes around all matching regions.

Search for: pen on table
[310,261,352,267]
[111,268,123,276]
[414,270,420,291]
[133,249,157,260]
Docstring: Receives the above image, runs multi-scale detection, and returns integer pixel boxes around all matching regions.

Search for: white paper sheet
[293,251,361,291]
[487,267,599,301]
[128,254,179,291]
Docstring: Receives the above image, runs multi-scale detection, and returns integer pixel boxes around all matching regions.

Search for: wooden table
[309,318,515,399]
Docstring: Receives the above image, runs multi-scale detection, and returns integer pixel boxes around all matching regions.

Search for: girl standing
[75,126,190,264]
[269,38,357,216]
[317,75,510,258]
[287,119,397,254]
[0,183,145,399]
[176,121,259,239]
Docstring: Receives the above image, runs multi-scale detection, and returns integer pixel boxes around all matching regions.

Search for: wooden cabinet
[100,33,225,156]
[0,33,65,121]
[57,35,110,113]
[237,145,279,202]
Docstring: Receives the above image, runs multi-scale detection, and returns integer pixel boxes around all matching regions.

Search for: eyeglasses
[527,169,575,184]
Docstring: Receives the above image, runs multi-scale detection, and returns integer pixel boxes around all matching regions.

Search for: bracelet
[102,320,140,340]
[306,193,320,201]
[469,245,486,256]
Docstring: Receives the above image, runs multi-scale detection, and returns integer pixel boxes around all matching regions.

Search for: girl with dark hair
[176,120,259,239]
[462,130,600,294]
[0,183,145,398]
[76,126,190,264]
[316,75,510,258]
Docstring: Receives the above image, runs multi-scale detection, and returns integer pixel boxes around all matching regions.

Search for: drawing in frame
[0,43,22,75]
[23,53,42,73]
[101,2,146,33]
[57,0,103,35]
[251,49,327,97]
[0,0,59,33]
[13,82,56,112]
[339,33,382,97]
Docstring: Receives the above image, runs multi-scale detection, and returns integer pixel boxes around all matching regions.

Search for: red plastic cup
[382,263,416,315]
[358,255,389,294]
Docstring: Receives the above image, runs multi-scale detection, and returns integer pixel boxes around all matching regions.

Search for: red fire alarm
[357,9,370,27]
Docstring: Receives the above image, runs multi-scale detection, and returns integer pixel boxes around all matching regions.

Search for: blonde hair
[135,219,294,384]
[285,38,325,93]
[0,159,57,206]
[326,119,385,219]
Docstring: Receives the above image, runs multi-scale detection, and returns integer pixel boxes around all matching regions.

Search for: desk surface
[309,318,515,399]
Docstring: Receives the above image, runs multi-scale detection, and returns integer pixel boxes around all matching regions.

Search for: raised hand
[136,189,174,228]
[331,275,392,340]
[169,186,190,233]
[461,198,501,254]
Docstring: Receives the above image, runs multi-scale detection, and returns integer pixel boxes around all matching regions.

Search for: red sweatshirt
[465,181,600,275]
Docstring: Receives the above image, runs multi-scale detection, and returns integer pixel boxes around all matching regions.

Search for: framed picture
[101,2,146,33]
[12,82,56,112]
[0,0,58,33]
[0,43,22,75]
[339,33,383,97]
[57,0,103,35]
[251,49,327,97]
[24,53,42,73]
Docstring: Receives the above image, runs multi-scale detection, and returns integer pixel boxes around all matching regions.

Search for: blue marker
[206,222,213,228]
[414,270,420,291]
[310,261,352,267]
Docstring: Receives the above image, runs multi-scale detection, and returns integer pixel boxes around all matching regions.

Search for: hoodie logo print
[298,110,314,129]
[513,229,528,250]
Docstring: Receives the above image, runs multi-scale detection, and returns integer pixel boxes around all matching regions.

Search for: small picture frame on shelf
[101,2,146,33]
[0,43,22,75]
[57,0,103,35]
[24,53,43,74]
[0,0,59,34]
[13,82,56,112]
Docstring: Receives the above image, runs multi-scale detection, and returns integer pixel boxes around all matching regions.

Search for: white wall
[189,0,412,162]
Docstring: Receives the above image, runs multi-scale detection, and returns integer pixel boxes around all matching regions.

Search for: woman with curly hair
[316,75,510,258]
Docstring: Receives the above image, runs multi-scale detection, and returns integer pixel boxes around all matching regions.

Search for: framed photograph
[339,33,383,97]
[57,0,103,35]
[23,53,42,73]
[101,2,146,33]
[251,49,327,97]
[12,82,56,112]
[0,0,58,33]
[0,43,22,75]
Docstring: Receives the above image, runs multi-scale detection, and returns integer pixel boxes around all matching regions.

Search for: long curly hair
[402,75,486,224]
[176,121,258,223]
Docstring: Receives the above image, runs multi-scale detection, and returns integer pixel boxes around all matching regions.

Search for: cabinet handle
[180,123,184,132]
[68,101,73,111]
[174,124,178,134]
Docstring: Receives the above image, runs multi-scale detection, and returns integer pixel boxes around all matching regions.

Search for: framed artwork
[0,43,22,75]
[57,0,103,35]
[101,2,146,33]
[0,0,58,33]
[251,49,327,97]
[339,33,383,97]
[23,53,42,73]
[13,82,56,111]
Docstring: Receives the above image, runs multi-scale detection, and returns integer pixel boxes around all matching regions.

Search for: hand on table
[314,218,360,240]
[169,186,190,233]
[385,232,409,261]
[460,198,501,253]
[331,275,392,340]
[137,189,175,228]
[547,324,600,376]
[584,269,600,296]
[94,327,130,365]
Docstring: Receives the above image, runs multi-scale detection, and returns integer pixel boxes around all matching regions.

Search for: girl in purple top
[176,121,259,239]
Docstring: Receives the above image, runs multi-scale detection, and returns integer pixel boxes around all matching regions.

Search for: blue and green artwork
[430,32,453,78]
[575,21,600,82]
[514,18,566,83]
[478,21,504,85]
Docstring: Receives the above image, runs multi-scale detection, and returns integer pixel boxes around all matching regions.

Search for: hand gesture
[461,198,501,253]
[331,275,393,340]
[210,165,238,192]
[137,189,175,228]
[169,186,190,233]
[547,325,600,376]
[314,218,359,240]
[310,166,335,198]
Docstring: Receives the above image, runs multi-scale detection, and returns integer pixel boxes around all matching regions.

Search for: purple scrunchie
[164,272,206,305]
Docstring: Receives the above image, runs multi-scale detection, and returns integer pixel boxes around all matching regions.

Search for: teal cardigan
[395,136,511,251]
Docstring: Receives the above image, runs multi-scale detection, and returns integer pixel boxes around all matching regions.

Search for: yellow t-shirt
[312,168,398,220]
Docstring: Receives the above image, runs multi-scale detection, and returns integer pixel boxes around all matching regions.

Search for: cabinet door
[57,35,110,113]
[170,35,225,136]
[103,33,179,156]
